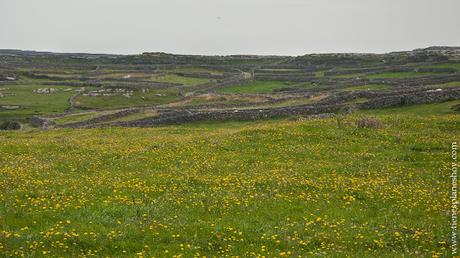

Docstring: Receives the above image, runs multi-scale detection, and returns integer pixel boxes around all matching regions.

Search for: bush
[355,117,383,129]
[0,121,21,130]
[452,104,460,112]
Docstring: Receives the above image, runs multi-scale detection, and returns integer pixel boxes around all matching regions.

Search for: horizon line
[2,45,459,57]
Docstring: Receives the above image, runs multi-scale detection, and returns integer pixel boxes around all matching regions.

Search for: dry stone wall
[107,104,343,127]
[58,108,142,128]
[359,88,460,109]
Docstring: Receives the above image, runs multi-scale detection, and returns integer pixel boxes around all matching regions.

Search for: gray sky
[1,0,459,55]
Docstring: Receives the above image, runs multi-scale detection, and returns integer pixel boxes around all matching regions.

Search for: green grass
[109,110,159,123]
[53,112,98,125]
[426,62,460,70]
[52,111,118,125]
[0,84,75,121]
[333,72,367,78]
[185,98,249,107]
[427,81,460,89]
[2,53,460,257]
[341,84,392,91]
[362,99,460,116]
[216,81,315,94]
[155,74,211,86]
[251,98,316,108]
[365,71,447,79]
[0,102,457,257]
[173,67,224,75]
[74,89,180,109]
[314,71,325,77]
[346,97,368,104]
[334,71,449,79]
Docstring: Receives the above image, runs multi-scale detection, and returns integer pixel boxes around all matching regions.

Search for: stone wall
[174,72,225,79]
[44,80,182,89]
[55,87,460,128]
[253,70,316,82]
[359,88,460,109]
[368,73,460,87]
[214,73,248,88]
[110,104,344,127]
[58,108,142,128]
[29,116,55,128]
[316,87,460,107]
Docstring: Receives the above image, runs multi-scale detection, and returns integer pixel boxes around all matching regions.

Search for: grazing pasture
[0,102,458,257]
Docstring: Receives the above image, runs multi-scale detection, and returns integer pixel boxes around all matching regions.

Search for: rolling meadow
[1,102,458,257]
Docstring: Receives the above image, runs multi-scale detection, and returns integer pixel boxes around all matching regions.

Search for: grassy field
[427,62,460,70]
[365,71,447,79]
[346,97,368,104]
[0,101,458,257]
[0,84,75,121]
[172,67,224,75]
[183,98,250,107]
[155,74,211,86]
[429,81,460,89]
[109,110,159,123]
[334,71,448,79]
[361,99,460,116]
[0,77,185,118]
[216,81,315,94]
[340,84,392,91]
[74,88,180,110]
[52,111,119,125]
[52,112,100,125]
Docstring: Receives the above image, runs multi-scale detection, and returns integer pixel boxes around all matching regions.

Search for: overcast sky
[0,0,459,56]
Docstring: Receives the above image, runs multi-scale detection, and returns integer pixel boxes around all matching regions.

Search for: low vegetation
[216,81,317,94]
[341,84,392,91]
[0,102,457,257]
[155,74,211,86]
[0,84,75,121]
[0,47,459,257]
[366,71,448,79]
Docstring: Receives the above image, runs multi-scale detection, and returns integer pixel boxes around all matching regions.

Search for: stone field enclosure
[0,47,459,257]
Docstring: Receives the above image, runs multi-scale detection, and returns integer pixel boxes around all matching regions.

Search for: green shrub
[0,121,21,130]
